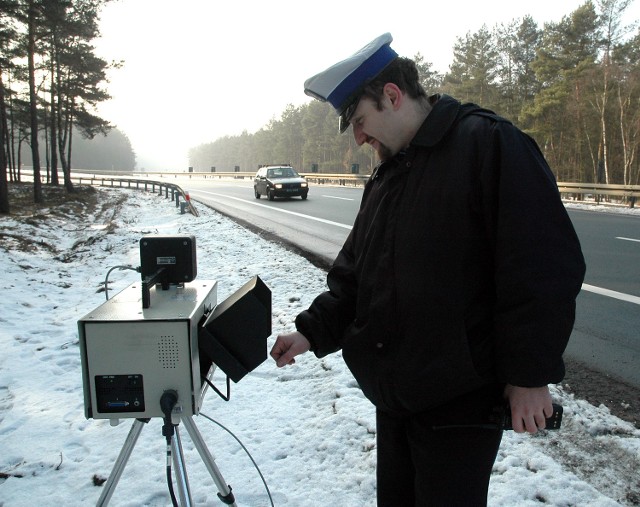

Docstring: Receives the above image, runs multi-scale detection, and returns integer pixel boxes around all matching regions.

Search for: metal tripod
[96,416,237,507]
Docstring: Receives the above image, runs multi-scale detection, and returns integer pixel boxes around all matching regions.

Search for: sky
[93,0,640,172]
[1,184,640,506]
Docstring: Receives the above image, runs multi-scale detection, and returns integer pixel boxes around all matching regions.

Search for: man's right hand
[270,331,311,367]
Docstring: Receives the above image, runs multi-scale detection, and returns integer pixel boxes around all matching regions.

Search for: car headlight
[301,183,308,188]
[274,184,283,189]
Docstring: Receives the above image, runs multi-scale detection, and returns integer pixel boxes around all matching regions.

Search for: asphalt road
[186,179,353,263]
[184,178,640,393]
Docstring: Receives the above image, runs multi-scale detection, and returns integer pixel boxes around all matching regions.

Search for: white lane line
[323,195,355,201]
[616,237,640,243]
[582,284,640,305]
[191,190,353,229]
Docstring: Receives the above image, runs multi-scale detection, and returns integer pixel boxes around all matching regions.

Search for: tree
[592,0,635,184]
[443,25,501,111]
[187,4,640,188]
[26,0,43,203]
[524,3,600,181]
[271,104,304,169]
[0,0,114,208]
[0,70,9,214]
[38,0,70,187]
[612,28,640,186]
[0,0,21,213]
[413,52,443,94]
[45,0,112,192]
[494,16,541,123]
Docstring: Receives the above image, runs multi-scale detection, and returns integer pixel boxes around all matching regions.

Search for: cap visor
[339,115,350,133]
[338,96,361,133]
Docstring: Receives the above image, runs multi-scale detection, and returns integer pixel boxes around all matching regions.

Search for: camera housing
[139,235,197,308]
[78,235,272,422]
[78,280,217,420]
[139,234,197,285]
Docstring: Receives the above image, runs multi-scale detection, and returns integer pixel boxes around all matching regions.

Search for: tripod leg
[181,416,237,506]
[171,425,193,506]
[97,419,148,507]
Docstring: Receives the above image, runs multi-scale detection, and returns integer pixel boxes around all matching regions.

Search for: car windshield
[267,167,298,178]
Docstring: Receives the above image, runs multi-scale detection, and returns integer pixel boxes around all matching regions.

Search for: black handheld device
[497,403,563,430]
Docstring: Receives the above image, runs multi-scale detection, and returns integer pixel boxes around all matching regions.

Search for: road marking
[582,284,640,305]
[323,195,355,201]
[616,237,640,243]
[191,190,353,229]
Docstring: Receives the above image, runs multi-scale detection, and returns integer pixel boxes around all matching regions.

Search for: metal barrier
[182,172,638,207]
[557,182,639,207]
[66,170,640,208]
[70,175,199,216]
[165,171,370,187]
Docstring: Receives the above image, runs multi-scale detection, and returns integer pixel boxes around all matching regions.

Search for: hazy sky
[94,0,640,171]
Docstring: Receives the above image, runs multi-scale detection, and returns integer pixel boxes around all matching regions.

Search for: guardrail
[174,172,640,207]
[65,170,640,208]
[168,171,370,187]
[557,182,639,207]
[69,175,199,216]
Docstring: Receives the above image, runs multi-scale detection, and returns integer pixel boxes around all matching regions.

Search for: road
[183,177,640,394]
[564,211,640,391]
[186,178,353,263]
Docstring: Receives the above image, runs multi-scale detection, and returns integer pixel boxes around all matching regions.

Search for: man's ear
[383,83,403,111]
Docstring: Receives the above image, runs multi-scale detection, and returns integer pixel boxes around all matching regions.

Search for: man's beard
[376,142,394,162]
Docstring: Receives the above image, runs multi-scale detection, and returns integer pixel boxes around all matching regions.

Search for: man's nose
[353,124,366,146]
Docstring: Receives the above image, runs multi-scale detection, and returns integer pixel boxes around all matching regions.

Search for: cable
[103,265,139,300]
[160,390,180,507]
[200,412,275,507]
[165,456,178,507]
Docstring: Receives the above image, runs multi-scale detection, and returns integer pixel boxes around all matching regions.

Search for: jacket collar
[369,94,465,180]
[410,94,462,149]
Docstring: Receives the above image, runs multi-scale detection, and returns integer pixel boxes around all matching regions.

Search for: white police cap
[304,33,398,133]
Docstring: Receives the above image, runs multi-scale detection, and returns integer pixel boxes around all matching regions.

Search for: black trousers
[376,385,504,507]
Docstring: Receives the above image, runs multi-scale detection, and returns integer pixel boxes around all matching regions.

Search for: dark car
[254,165,309,201]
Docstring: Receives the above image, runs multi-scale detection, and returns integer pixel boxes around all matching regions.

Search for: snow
[1,187,639,506]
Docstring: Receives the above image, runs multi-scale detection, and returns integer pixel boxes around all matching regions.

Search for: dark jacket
[296,94,586,414]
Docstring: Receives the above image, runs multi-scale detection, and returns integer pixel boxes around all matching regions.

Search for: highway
[186,179,354,263]
[183,177,640,390]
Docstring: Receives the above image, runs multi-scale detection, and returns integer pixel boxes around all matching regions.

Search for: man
[270,33,585,506]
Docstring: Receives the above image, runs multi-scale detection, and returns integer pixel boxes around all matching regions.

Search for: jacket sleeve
[294,230,359,358]
[482,121,586,387]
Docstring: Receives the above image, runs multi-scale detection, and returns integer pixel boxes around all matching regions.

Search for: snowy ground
[1,185,639,506]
